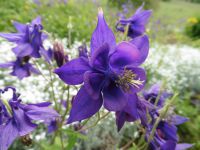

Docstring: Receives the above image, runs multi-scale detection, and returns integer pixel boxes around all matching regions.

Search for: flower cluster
[0,17,51,79]
[142,84,192,150]
[0,87,59,150]
[0,4,193,150]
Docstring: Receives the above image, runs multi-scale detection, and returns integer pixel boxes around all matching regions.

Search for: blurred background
[0,0,200,149]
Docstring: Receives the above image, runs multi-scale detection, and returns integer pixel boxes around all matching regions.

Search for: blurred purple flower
[0,87,59,150]
[0,17,50,61]
[143,84,172,107]
[0,56,40,79]
[55,8,149,124]
[116,4,152,38]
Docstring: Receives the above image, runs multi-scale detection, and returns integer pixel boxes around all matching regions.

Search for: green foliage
[189,0,200,3]
[185,17,200,39]
[0,0,115,45]
[108,0,160,9]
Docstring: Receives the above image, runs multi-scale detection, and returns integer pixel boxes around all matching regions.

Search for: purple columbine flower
[0,87,59,150]
[0,17,50,61]
[0,56,40,79]
[54,8,149,124]
[147,117,192,150]
[116,4,152,38]
[143,84,172,108]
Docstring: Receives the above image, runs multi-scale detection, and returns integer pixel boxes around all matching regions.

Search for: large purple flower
[0,56,40,79]
[116,4,152,38]
[0,87,59,150]
[54,9,149,124]
[0,17,49,60]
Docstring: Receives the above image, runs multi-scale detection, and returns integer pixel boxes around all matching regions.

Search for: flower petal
[11,65,30,80]
[0,33,24,42]
[0,62,14,68]
[12,108,37,136]
[84,71,105,100]
[116,93,139,131]
[54,57,90,85]
[109,42,142,69]
[90,43,109,71]
[31,16,42,25]
[130,35,149,64]
[161,140,176,150]
[175,143,193,150]
[170,115,189,125]
[103,81,128,111]
[25,105,59,121]
[90,8,116,55]
[158,121,178,141]
[13,21,26,33]
[124,94,139,119]
[0,120,19,150]
[12,43,33,57]
[115,111,126,131]
[67,86,103,124]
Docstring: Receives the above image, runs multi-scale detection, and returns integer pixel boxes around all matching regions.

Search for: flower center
[115,69,144,92]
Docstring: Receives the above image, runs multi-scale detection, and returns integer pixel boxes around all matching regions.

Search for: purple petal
[26,102,51,107]
[0,62,14,68]
[28,64,40,74]
[90,43,109,71]
[25,105,59,121]
[132,8,152,27]
[161,140,176,150]
[84,71,105,100]
[40,47,52,64]
[130,35,149,64]
[12,43,33,57]
[175,143,193,150]
[170,115,189,125]
[103,81,128,111]
[31,16,42,25]
[67,86,103,124]
[90,8,116,55]
[124,94,139,120]
[158,121,178,141]
[109,42,142,69]
[0,120,19,150]
[0,33,23,42]
[128,67,146,92]
[116,111,126,131]
[12,108,37,136]
[13,21,26,33]
[11,67,30,80]
[116,93,139,131]
[54,57,90,85]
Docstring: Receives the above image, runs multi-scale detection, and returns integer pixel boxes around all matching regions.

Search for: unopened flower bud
[53,42,67,67]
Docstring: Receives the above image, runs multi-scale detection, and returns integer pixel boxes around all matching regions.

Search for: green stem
[147,93,178,144]
[59,131,64,150]
[79,112,110,131]
[32,59,49,82]
[1,99,12,116]
[48,67,58,110]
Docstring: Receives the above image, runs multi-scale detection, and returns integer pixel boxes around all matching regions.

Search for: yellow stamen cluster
[116,69,144,92]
